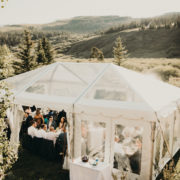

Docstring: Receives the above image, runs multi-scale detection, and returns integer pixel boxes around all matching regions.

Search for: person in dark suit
[55,124,67,166]
[57,110,67,126]
[47,115,57,130]
[20,111,33,137]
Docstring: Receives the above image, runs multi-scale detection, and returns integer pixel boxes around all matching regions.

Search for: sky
[0,0,180,25]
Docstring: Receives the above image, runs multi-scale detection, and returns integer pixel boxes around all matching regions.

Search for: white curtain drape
[7,104,24,150]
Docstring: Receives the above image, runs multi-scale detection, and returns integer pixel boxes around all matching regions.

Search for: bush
[0,81,18,178]
[150,66,180,81]
[90,47,104,61]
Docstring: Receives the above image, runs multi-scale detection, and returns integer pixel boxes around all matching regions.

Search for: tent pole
[72,104,75,160]
[154,112,172,159]
[171,111,176,154]
[150,121,156,180]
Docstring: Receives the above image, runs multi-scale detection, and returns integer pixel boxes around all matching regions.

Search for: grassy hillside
[1,13,180,60]
[65,28,180,58]
[41,16,132,33]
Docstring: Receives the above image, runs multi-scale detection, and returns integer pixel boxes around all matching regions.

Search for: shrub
[150,66,180,81]
[0,81,18,178]
[90,47,104,61]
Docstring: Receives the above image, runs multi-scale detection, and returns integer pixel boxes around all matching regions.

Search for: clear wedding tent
[4,62,180,180]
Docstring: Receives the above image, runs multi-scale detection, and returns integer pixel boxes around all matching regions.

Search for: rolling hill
[65,28,180,58]
[1,16,132,34]
[41,16,132,33]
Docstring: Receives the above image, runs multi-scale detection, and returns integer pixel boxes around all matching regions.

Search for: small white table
[70,159,111,180]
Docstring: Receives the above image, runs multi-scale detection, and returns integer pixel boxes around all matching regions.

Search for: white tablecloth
[70,159,111,180]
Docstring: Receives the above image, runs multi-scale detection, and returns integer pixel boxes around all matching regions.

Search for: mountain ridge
[1,12,180,34]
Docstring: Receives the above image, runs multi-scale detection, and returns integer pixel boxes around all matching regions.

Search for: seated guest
[34,108,44,123]
[28,121,38,138]
[36,118,43,129]
[46,127,61,145]
[36,124,47,139]
[47,115,57,130]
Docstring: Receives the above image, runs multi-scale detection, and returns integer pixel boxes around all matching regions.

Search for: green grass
[4,147,69,180]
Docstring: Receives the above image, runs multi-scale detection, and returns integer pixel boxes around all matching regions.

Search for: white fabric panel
[63,126,71,170]
[74,112,112,164]
[10,105,24,150]
[111,118,153,180]
[6,108,14,130]
[87,127,104,152]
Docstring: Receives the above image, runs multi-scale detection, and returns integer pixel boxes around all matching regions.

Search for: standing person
[55,124,67,166]
[25,112,33,128]
[47,115,57,130]
[34,108,44,124]
[57,110,66,126]
[59,117,66,129]
[20,109,33,137]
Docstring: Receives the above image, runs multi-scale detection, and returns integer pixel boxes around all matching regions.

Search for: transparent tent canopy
[83,65,143,102]
[5,65,47,93]
[4,62,180,112]
[25,63,106,98]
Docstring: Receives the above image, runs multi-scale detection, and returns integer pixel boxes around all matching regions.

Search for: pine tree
[90,47,99,59]
[0,45,14,80]
[14,30,36,74]
[90,47,104,61]
[97,51,104,61]
[113,36,127,66]
[42,37,54,64]
[36,39,47,64]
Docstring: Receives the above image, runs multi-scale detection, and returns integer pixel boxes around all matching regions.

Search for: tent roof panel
[115,65,180,111]
[4,65,48,93]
